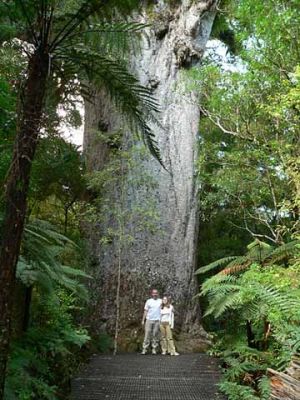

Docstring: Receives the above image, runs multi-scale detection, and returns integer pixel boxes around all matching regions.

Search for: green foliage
[0,210,91,398]
[190,7,300,397]
[0,0,165,396]
[93,333,114,353]
[200,243,300,399]
[29,137,85,203]
[5,292,90,400]
[0,128,90,398]
[187,0,300,250]
[17,218,90,299]
[210,6,238,55]
[0,0,162,163]
[196,239,300,276]
[218,381,259,400]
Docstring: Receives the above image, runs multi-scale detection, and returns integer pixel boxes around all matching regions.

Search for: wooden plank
[268,354,300,400]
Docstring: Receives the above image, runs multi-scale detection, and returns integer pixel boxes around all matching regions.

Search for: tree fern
[196,239,299,277]
[202,275,300,320]
[17,218,90,299]
[0,0,162,163]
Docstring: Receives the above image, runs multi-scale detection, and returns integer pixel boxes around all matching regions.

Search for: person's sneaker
[152,349,157,355]
[171,352,180,356]
[141,350,147,355]
[162,351,166,355]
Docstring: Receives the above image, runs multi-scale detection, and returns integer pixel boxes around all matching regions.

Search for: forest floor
[71,353,224,399]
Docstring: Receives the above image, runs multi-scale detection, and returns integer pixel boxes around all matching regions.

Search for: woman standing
[160,295,179,356]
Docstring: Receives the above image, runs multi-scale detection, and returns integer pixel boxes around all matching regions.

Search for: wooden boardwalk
[71,353,224,400]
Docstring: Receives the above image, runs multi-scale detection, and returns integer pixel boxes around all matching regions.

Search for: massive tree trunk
[0,52,48,398]
[83,0,217,352]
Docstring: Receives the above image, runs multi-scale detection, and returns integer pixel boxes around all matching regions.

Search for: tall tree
[189,0,300,250]
[0,0,159,396]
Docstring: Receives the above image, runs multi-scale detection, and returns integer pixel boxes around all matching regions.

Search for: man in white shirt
[141,289,162,354]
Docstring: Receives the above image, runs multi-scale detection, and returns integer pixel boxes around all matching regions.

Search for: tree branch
[199,105,254,142]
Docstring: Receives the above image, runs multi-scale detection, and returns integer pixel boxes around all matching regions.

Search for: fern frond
[247,239,272,251]
[205,290,241,317]
[195,256,237,275]
[201,273,238,295]
[246,239,273,263]
[219,381,258,400]
[60,265,91,278]
[264,240,300,265]
[201,274,242,317]
[220,257,251,275]
[17,218,89,299]
[56,47,163,165]
[257,285,299,314]
[257,376,270,400]
[25,219,75,247]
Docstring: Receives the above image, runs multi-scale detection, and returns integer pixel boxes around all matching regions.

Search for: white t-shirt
[144,298,162,321]
[160,305,174,328]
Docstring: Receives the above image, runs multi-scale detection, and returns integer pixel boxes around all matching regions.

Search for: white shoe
[162,351,166,355]
[171,352,179,356]
[152,349,157,355]
[141,350,147,355]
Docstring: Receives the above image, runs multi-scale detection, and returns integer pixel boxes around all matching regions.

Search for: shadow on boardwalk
[71,353,224,399]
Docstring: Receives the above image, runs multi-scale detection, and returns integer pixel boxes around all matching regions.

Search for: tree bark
[268,354,300,400]
[0,51,48,398]
[83,0,217,352]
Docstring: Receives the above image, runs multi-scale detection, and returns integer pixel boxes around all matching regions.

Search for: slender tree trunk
[246,320,256,348]
[64,206,69,235]
[113,157,125,356]
[113,241,122,355]
[0,50,48,398]
[22,286,33,332]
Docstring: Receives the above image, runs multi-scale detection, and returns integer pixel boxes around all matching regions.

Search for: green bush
[93,333,114,353]
[5,291,90,400]
[201,241,300,399]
